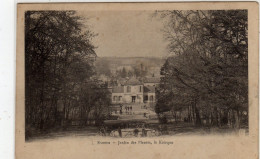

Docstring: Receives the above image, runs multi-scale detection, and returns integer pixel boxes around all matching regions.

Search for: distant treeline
[155,10,248,129]
[95,57,164,77]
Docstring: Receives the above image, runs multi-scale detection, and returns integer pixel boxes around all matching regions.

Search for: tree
[155,10,248,128]
[95,59,111,76]
[121,67,127,78]
[25,11,97,133]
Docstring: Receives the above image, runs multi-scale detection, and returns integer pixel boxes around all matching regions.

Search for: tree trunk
[234,109,240,129]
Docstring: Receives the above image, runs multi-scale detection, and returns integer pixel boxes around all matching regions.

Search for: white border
[0,1,259,159]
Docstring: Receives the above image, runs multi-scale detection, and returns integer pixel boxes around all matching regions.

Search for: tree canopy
[25,11,110,136]
[155,10,248,128]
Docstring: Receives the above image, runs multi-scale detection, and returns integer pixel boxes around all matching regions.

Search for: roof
[143,86,156,93]
[118,78,127,85]
[124,78,142,85]
[112,86,124,93]
[143,77,160,83]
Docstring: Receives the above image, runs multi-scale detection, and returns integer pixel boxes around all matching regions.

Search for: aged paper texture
[16,2,258,159]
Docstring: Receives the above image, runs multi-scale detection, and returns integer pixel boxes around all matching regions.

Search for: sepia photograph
[24,9,249,141]
[15,2,258,159]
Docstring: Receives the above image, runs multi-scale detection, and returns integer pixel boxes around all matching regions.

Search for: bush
[159,114,168,124]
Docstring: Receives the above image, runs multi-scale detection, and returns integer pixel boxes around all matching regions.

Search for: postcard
[16,2,259,159]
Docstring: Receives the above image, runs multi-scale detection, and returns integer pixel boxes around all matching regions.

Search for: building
[111,77,160,104]
[143,77,160,87]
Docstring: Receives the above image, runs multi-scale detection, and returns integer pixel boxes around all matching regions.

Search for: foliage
[25,11,110,135]
[155,10,248,128]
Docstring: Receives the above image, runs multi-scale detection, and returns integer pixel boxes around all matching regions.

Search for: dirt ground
[26,121,247,141]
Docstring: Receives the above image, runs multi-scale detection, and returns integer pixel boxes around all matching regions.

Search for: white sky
[77,11,168,57]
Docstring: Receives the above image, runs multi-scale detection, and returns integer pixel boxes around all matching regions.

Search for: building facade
[111,77,159,104]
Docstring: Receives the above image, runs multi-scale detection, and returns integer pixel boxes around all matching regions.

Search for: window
[144,95,148,101]
[132,96,136,103]
[127,86,131,93]
[139,86,142,92]
[119,96,122,101]
[113,96,117,101]
[150,95,154,102]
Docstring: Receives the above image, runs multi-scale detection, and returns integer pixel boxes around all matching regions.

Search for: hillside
[95,57,165,77]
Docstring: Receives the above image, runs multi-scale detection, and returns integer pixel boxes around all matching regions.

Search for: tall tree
[121,67,127,78]
[155,10,248,128]
[25,11,97,131]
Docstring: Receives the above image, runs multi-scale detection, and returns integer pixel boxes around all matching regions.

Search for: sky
[77,11,169,57]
